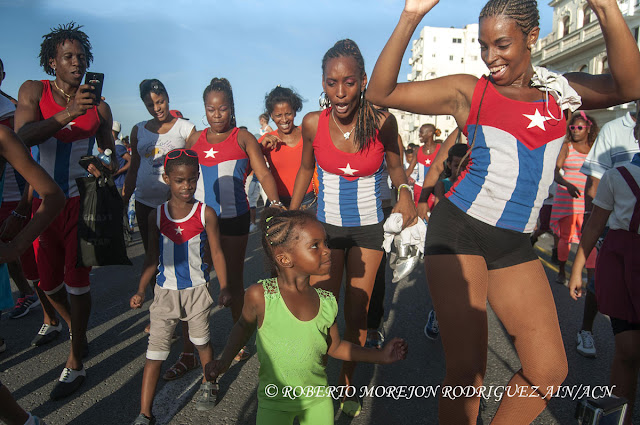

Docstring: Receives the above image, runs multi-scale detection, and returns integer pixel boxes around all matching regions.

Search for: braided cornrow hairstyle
[479,0,539,36]
[322,39,381,152]
[203,77,237,128]
[39,22,93,76]
[261,207,316,270]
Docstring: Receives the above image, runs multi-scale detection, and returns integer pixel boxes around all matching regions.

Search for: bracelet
[397,184,413,201]
[64,108,71,119]
[11,210,27,220]
[270,200,284,208]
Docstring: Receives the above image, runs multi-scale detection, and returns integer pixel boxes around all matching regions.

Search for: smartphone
[84,72,104,105]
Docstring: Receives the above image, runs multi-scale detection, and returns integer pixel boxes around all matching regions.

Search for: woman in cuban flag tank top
[367,0,640,423]
[289,39,417,417]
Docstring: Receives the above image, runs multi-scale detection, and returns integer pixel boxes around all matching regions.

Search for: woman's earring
[319,91,330,109]
[360,89,365,105]
[201,115,208,127]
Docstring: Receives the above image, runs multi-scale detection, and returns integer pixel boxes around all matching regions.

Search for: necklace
[52,80,74,104]
[331,110,356,140]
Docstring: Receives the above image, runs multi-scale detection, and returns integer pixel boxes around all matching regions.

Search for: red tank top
[260,130,312,198]
[39,80,100,143]
[313,108,384,181]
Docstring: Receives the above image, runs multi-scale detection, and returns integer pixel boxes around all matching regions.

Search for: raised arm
[565,0,640,109]
[15,80,96,147]
[366,0,476,124]
[289,112,319,210]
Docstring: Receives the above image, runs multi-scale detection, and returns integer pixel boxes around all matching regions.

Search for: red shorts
[0,201,39,281]
[33,197,91,295]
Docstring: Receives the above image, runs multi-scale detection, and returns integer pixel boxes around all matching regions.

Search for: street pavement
[1,230,638,425]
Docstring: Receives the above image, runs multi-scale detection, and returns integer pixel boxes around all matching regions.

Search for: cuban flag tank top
[32,80,100,198]
[448,76,567,233]
[156,201,209,290]
[313,108,385,227]
[192,128,250,219]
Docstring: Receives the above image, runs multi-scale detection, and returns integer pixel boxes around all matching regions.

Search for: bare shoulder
[301,110,321,129]
[245,282,266,307]
[18,80,44,102]
[203,204,219,224]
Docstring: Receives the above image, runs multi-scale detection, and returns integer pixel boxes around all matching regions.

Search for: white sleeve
[180,119,196,140]
[581,124,614,180]
[592,169,615,211]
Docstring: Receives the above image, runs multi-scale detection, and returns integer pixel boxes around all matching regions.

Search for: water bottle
[97,148,112,167]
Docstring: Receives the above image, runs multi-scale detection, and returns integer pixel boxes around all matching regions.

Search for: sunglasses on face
[164,149,198,167]
[569,125,589,131]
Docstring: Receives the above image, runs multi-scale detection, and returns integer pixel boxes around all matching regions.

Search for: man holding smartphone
[14,22,116,401]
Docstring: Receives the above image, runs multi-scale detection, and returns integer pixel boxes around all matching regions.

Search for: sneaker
[131,413,156,425]
[194,381,219,411]
[576,330,596,358]
[9,293,41,319]
[50,367,86,400]
[424,309,439,340]
[31,322,62,346]
[249,223,258,233]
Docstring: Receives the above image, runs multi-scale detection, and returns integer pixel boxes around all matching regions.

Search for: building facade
[532,0,640,124]
[394,24,486,146]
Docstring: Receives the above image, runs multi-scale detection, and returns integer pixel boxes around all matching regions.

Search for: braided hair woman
[367,0,640,423]
[289,39,416,417]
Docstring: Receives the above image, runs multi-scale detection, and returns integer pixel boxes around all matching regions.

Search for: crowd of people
[1,0,640,424]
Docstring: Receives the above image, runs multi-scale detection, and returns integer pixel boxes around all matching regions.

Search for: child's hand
[380,337,408,364]
[568,275,584,301]
[205,359,228,382]
[218,288,232,307]
[130,292,145,309]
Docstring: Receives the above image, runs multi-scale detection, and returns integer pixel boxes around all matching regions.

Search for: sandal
[195,381,219,411]
[234,345,250,362]
[365,329,384,350]
[162,352,199,381]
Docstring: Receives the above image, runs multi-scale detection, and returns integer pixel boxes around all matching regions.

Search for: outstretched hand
[380,337,409,364]
[404,0,440,16]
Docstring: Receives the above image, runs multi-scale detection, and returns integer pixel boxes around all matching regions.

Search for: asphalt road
[1,230,638,425]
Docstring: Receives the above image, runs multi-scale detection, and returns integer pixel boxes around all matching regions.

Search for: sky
[0,0,554,137]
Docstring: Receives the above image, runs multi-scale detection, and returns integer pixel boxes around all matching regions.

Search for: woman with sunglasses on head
[187,77,281,362]
[259,86,315,209]
[122,79,196,380]
[289,39,416,417]
[551,113,599,287]
[367,0,640,423]
[551,113,601,359]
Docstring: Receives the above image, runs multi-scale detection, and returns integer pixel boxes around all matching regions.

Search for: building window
[449,55,454,61]
[583,6,591,26]
[579,64,588,73]
[461,57,464,63]
[472,38,476,43]
[562,16,570,37]
[472,55,478,61]
[452,38,462,43]
[433,36,437,42]
[432,53,436,58]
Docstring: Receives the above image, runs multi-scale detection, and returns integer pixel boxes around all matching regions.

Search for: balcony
[533,20,602,62]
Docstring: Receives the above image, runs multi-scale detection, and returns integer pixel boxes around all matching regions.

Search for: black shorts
[219,211,250,237]
[611,317,640,336]
[322,221,384,252]
[425,197,538,270]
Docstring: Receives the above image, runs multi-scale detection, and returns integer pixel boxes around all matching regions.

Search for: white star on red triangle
[523,109,550,131]
[425,159,432,166]
[204,148,218,158]
[62,121,76,131]
[338,163,358,176]
[175,226,184,235]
